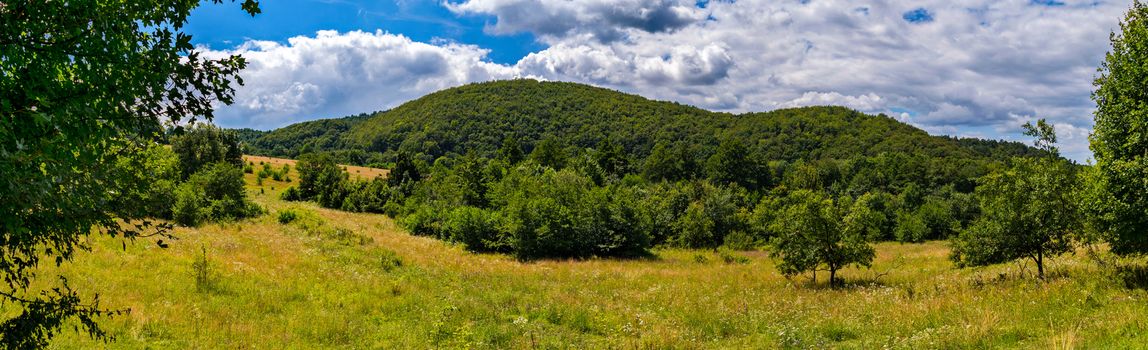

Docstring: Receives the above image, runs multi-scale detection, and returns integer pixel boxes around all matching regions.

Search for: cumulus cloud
[204,30,516,129]
[206,0,1128,161]
[445,0,706,42]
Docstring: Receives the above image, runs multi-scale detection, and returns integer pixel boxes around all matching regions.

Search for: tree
[171,123,243,178]
[297,153,348,208]
[0,0,258,346]
[1091,1,1148,255]
[529,136,567,169]
[769,190,875,286]
[388,152,422,189]
[498,135,525,164]
[172,162,259,226]
[643,141,698,182]
[951,120,1080,279]
[706,139,768,190]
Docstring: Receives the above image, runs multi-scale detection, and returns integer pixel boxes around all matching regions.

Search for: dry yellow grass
[243,155,388,180]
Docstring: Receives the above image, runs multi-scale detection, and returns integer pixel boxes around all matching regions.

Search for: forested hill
[242,79,1042,167]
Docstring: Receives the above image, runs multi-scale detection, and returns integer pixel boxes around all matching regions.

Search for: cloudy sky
[188,0,1132,162]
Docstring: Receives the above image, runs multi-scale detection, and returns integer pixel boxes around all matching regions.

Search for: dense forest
[244,80,1042,167]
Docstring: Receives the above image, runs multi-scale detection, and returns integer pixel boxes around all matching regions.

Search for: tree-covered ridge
[244,79,1043,167]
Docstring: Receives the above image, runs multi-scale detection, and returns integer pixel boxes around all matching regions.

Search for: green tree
[172,162,259,226]
[388,152,422,190]
[171,123,243,178]
[643,141,698,182]
[769,190,875,286]
[0,0,258,346]
[296,153,349,208]
[529,136,567,169]
[1091,1,1148,255]
[706,139,768,190]
[498,135,525,164]
[951,120,1080,279]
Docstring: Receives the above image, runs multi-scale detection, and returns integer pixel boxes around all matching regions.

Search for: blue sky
[187,0,542,64]
[190,0,1132,162]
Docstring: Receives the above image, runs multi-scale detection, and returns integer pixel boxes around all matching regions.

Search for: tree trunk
[1036,249,1045,280]
[829,267,837,287]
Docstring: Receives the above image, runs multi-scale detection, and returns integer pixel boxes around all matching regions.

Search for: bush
[278,210,299,224]
[297,153,349,208]
[894,210,928,243]
[171,162,260,226]
[173,182,208,226]
[722,231,758,251]
[380,250,403,272]
[718,248,751,264]
[445,206,503,252]
[281,186,302,201]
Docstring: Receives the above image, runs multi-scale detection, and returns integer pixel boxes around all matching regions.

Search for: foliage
[0,0,258,344]
[171,123,243,178]
[297,153,349,208]
[1090,1,1148,255]
[951,120,1080,278]
[277,210,299,225]
[245,80,1038,186]
[491,166,651,260]
[444,206,504,252]
[769,190,876,286]
[112,143,182,219]
[172,162,261,226]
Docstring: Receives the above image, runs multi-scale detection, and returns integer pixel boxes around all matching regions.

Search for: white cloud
[206,0,1131,162]
[204,30,516,129]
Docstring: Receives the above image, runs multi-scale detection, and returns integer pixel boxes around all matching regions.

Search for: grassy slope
[34,162,1148,349]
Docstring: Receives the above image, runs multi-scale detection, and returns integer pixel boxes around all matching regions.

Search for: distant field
[243,155,388,180]
[28,170,1148,348]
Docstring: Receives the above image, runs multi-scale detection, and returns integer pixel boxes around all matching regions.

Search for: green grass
[24,169,1148,349]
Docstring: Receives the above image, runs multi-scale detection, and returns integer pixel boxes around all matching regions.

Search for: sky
[188,0,1133,162]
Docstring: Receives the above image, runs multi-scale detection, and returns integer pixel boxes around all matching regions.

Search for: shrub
[722,231,758,251]
[445,206,503,252]
[171,162,260,226]
[894,210,927,243]
[718,248,751,264]
[281,186,303,201]
[173,182,208,226]
[380,250,404,272]
[278,210,299,224]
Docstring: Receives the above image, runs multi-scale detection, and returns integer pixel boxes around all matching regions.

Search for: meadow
[34,158,1148,349]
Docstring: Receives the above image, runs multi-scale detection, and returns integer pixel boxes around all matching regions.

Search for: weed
[192,246,214,293]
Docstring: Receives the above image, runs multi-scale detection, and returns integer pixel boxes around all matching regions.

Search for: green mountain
[244,79,1040,170]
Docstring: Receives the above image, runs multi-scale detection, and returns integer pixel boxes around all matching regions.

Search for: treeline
[284,134,985,261]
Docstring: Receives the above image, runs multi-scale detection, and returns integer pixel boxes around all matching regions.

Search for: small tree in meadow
[769,190,876,286]
[950,119,1080,279]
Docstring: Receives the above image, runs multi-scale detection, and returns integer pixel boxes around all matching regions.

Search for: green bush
[894,210,927,243]
[445,206,503,252]
[171,162,260,226]
[278,210,299,224]
[281,186,303,201]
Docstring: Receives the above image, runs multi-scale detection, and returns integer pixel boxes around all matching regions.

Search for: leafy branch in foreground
[0,0,258,345]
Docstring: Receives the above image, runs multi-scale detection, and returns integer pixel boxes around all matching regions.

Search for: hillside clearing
[243,155,388,180]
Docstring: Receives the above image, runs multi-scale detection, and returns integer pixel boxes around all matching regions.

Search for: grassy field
[243,155,389,180]
[29,159,1148,349]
